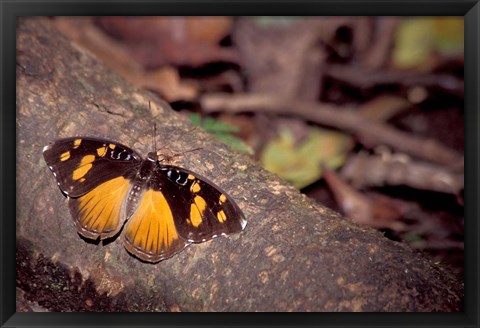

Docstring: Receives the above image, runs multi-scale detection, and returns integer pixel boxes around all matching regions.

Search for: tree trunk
[16,17,463,312]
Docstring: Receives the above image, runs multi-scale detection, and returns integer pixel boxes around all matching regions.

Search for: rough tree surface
[15,17,463,312]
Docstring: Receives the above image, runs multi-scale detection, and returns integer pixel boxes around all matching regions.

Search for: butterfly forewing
[154,164,247,243]
[43,137,142,197]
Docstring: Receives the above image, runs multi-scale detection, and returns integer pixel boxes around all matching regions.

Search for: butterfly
[43,137,247,263]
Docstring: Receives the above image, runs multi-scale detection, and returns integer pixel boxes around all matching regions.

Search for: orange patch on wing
[73,139,82,149]
[124,190,178,255]
[190,181,201,193]
[60,151,70,161]
[189,195,206,228]
[75,176,130,238]
[72,164,92,180]
[219,194,227,203]
[72,154,96,180]
[97,146,107,157]
[109,144,116,150]
[217,210,227,223]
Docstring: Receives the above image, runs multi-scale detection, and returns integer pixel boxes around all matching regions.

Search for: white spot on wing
[240,219,248,229]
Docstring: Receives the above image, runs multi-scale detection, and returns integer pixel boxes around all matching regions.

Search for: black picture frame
[2,1,478,327]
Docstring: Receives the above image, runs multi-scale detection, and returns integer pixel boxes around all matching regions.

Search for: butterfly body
[43,137,246,262]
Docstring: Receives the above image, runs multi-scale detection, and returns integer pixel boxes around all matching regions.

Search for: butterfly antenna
[153,122,157,151]
[183,147,202,155]
[149,101,157,152]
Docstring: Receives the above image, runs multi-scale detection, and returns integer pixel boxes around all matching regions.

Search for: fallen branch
[341,151,464,195]
[201,92,463,168]
[325,63,464,97]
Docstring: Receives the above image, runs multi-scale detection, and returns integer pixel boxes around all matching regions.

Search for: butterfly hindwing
[68,175,132,239]
[122,185,190,262]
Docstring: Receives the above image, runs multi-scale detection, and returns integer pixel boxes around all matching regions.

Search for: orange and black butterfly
[43,137,247,263]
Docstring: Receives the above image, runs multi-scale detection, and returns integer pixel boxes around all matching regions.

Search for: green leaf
[392,17,464,69]
[432,17,464,55]
[260,127,351,189]
[402,232,425,243]
[189,113,253,154]
[393,18,435,69]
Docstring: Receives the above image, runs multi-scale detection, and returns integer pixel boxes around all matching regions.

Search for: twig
[340,151,464,195]
[360,17,399,70]
[324,64,464,97]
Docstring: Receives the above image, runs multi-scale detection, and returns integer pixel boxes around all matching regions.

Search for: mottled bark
[16,17,463,312]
